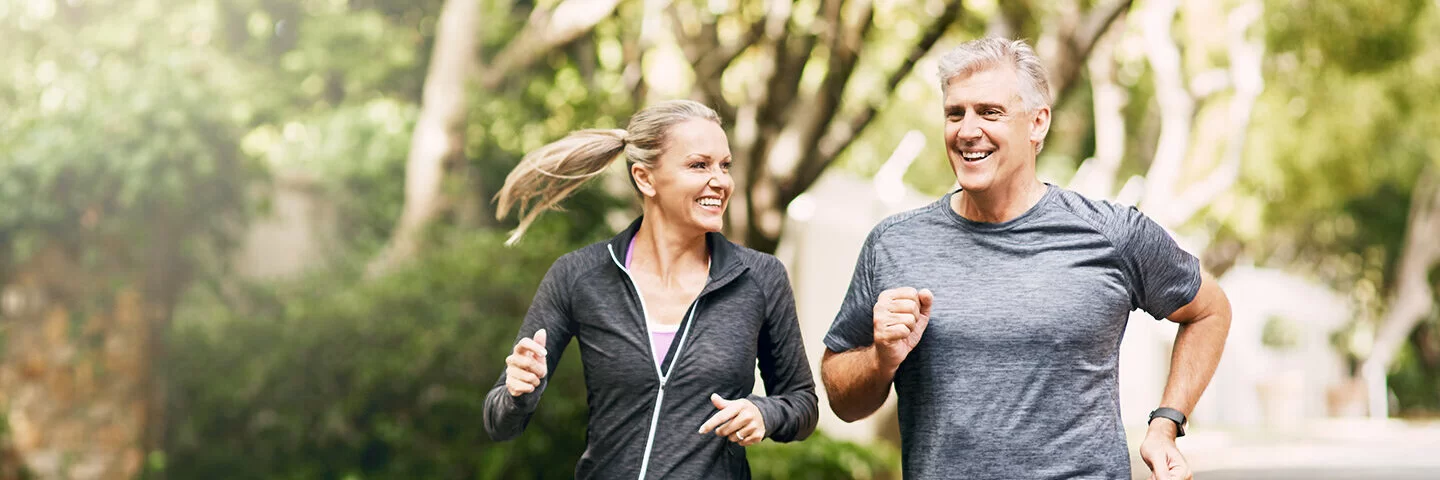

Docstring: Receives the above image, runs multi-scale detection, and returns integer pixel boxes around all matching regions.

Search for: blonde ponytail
[495,99,722,245]
[495,129,626,245]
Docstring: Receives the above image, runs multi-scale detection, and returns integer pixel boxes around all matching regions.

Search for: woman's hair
[495,99,722,245]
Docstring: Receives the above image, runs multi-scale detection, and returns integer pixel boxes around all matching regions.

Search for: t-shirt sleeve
[1111,205,1202,320]
[823,228,881,352]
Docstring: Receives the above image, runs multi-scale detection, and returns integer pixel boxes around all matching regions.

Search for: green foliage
[1245,0,1440,414]
[0,0,261,284]
[1387,290,1440,416]
[1267,0,1429,74]
[1260,315,1301,351]
[1242,0,1440,294]
[748,431,900,480]
[165,228,591,479]
[165,225,893,478]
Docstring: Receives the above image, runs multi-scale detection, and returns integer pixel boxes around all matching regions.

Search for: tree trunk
[366,0,481,278]
[369,0,623,276]
[1360,164,1440,418]
[1,246,180,480]
[1135,0,1263,233]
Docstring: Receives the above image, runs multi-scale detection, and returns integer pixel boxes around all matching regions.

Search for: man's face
[941,65,1050,193]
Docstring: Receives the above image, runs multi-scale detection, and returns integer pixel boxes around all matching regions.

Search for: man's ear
[1030,106,1052,148]
[632,163,657,198]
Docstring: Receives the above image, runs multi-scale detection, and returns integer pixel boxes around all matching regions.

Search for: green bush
[748,431,900,480]
[165,224,900,479]
[165,228,590,479]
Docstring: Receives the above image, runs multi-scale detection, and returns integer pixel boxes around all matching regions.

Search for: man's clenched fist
[873,287,933,371]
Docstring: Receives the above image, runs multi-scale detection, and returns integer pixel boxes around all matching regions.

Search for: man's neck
[952,179,1048,223]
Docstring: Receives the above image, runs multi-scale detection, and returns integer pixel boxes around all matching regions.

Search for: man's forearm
[1155,311,1231,427]
[821,347,896,422]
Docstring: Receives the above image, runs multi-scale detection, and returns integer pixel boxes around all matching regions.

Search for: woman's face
[634,118,733,234]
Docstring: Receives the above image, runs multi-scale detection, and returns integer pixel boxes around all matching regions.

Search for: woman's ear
[632,163,657,198]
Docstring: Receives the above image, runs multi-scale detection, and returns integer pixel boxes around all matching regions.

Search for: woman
[482,100,818,479]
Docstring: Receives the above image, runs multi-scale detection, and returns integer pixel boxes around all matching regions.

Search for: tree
[0,2,258,474]
[1360,165,1440,416]
[668,0,1134,253]
[365,0,482,278]
[1069,0,1264,241]
[367,0,623,276]
[1236,0,1439,415]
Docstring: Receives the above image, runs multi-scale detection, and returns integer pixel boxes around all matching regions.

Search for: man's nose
[957,116,983,139]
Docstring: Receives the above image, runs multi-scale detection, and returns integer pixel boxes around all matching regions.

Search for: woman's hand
[504,329,548,397]
[698,393,766,447]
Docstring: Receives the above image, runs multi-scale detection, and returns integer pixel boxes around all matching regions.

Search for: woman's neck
[630,213,709,287]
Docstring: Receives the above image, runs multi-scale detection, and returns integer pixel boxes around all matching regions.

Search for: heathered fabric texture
[824,185,1201,479]
[484,218,818,479]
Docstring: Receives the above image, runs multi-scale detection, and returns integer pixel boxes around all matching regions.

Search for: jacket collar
[606,216,746,294]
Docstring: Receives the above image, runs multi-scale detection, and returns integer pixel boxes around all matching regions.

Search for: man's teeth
[698,198,722,207]
[962,151,992,160]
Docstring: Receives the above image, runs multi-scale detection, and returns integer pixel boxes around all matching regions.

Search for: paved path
[1127,419,1440,480]
[1197,467,1440,479]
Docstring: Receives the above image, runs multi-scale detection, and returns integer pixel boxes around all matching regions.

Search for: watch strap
[1148,407,1187,437]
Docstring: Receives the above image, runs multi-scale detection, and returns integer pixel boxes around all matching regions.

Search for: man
[819,38,1231,480]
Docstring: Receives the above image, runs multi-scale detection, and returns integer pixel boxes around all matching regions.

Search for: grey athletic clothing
[484,218,818,479]
[824,185,1201,479]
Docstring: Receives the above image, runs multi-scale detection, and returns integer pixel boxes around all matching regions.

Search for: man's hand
[504,329,548,396]
[698,394,766,447]
[873,287,933,371]
[1140,420,1192,480]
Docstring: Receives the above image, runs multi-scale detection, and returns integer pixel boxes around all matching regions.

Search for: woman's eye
[690,162,707,169]
[721,161,732,170]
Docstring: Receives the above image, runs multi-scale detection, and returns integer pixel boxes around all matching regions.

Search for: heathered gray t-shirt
[824,184,1201,479]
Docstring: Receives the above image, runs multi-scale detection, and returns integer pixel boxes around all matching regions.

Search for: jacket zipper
[608,244,701,480]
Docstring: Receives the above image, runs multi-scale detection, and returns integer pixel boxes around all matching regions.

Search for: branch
[479,0,624,90]
[750,0,809,184]
[1361,164,1440,386]
[758,22,816,131]
[784,0,963,200]
[1159,1,1264,225]
[768,0,873,186]
[673,2,765,121]
[1046,0,1135,107]
[1068,24,1126,198]
[1137,0,1193,223]
[625,0,678,106]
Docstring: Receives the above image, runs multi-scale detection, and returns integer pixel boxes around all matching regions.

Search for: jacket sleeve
[483,255,576,441]
[746,256,819,443]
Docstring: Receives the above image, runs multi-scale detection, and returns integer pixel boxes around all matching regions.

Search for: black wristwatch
[1148,407,1187,437]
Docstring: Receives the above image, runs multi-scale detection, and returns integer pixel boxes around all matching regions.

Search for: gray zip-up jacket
[483,218,818,479]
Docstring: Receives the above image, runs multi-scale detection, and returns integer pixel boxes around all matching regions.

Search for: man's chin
[956,178,992,192]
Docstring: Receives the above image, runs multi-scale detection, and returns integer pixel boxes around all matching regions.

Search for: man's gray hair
[936,38,1052,112]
